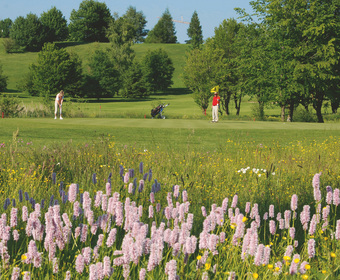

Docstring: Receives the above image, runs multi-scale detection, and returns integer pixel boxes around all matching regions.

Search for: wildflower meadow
[0,135,340,279]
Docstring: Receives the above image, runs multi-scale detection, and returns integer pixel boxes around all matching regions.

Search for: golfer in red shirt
[212,92,220,122]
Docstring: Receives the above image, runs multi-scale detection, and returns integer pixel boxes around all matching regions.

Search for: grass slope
[0,39,189,91]
[1,118,339,150]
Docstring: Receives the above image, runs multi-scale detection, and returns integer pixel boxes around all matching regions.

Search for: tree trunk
[280,105,285,122]
[234,94,242,116]
[220,91,231,115]
[258,101,265,120]
[288,101,294,122]
[314,99,324,123]
[331,99,339,114]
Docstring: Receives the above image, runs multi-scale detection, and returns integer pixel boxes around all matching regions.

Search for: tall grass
[0,134,339,278]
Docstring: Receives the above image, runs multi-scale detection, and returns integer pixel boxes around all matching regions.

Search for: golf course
[1,22,340,280]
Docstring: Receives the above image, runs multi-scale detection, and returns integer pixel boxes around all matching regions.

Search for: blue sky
[0,0,254,43]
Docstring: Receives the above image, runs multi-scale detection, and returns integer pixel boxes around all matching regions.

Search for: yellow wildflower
[253,273,259,279]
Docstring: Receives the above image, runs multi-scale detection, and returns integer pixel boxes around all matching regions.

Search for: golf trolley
[151,103,170,119]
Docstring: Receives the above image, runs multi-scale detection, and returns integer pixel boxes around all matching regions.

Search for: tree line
[0,0,203,100]
[183,0,339,123]
[0,1,202,52]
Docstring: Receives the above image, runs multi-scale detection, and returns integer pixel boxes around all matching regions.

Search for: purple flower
[245,202,251,214]
[299,261,309,274]
[80,224,88,242]
[182,190,188,202]
[128,183,133,194]
[291,194,298,211]
[11,267,20,280]
[313,173,322,202]
[75,255,85,274]
[165,260,177,280]
[65,271,71,280]
[105,182,111,196]
[18,189,23,202]
[52,172,56,184]
[10,208,18,228]
[334,219,340,240]
[231,194,238,208]
[124,172,129,183]
[289,227,296,239]
[269,205,274,218]
[284,245,294,259]
[149,205,154,218]
[53,258,59,273]
[139,268,146,280]
[138,180,144,193]
[254,244,264,266]
[322,206,330,221]
[263,246,271,265]
[103,256,112,277]
[92,173,97,184]
[13,229,19,241]
[106,228,117,247]
[150,192,155,204]
[89,264,97,280]
[269,220,276,235]
[308,239,315,258]
[96,262,103,280]
[326,191,333,205]
[23,272,30,280]
[289,259,298,275]
[333,189,340,206]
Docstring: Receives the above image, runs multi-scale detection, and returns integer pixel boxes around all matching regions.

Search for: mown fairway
[1,118,340,150]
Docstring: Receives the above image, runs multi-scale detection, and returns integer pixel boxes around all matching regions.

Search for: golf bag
[151,103,169,119]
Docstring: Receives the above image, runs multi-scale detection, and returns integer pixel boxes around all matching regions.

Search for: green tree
[141,48,174,92]
[0,18,12,38]
[40,7,68,42]
[186,11,203,48]
[30,43,83,97]
[69,0,112,42]
[0,63,8,91]
[10,14,47,51]
[145,8,177,43]
[121,6,148,43]
[183,45,226,113]
[88,49,120,98]
[121,60,150,98]
[248,0,340,122]
[209,19,242,115]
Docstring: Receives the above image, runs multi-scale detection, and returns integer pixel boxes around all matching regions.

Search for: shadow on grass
[55,41,93,48]
[158,88,192,96]
[86,88,192,104]
[3,89,21,94]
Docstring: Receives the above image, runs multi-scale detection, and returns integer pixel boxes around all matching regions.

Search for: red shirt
[212,95,220,106]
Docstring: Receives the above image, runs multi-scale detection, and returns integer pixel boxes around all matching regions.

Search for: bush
[2,38,22,53]
[294,107,317,122]
[0,94,24,117]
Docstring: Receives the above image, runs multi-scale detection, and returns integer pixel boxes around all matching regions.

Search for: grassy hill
[0,39,189,92]
[0,39,337,121]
